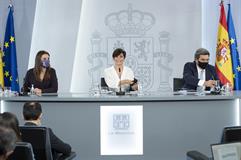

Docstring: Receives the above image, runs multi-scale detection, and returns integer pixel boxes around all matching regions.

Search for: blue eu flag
[227,4,241,90]
[2,5,19,92]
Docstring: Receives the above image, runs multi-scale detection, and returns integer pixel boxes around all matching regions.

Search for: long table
[1,91,241,160]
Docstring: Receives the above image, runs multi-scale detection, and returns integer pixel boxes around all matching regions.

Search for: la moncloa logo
[113,114,130,130]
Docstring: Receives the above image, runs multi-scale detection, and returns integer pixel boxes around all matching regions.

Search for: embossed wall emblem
[88,4,173,92]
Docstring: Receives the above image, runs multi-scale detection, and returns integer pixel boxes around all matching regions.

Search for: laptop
[211,142,241,160]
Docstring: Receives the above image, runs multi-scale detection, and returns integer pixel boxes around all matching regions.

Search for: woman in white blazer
[104,48,138,91]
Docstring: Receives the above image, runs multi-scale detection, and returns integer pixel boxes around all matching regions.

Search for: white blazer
[104,66,134,90]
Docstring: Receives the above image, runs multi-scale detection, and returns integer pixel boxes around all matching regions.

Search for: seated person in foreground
[23,102,72,160]
[22,50,58,95]
[0,112,21,142]
[183,48,219,91]
[104,48,138,92]
[0,126,17,160]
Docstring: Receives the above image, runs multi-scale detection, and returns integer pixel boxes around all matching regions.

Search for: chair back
[8,142,35,160]
[221,126,241,143]
[173,78,184,91]
[20,126,53,160]
[101,77,108,88]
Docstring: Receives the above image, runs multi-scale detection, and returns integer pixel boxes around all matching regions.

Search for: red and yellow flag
[215,1,233,86]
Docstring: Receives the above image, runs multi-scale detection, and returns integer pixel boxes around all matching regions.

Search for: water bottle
[224,83,231,94]
[138,83,143,96]
[214,80,221,92]
[30,84,35,95]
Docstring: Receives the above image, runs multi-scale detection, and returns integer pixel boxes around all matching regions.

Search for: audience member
[0,112,21,141]
[23,102,71,160]
[0,126,17,160]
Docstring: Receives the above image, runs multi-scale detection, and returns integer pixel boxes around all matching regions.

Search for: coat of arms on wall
[88,4,173,92]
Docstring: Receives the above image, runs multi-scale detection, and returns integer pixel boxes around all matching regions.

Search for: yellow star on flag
[4,71,9,77]
[4,42,9,48]
[233,74,236,78]
[10,76,12,81]
[10,36,15,43]
[237,66,241,72]
[230,38,235,44]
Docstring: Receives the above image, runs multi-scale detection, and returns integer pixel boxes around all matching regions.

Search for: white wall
[202,0,241,64]
[29,0,82,92]
[0,0,36,87]
[71,0,201,92]
[1,0,241,93]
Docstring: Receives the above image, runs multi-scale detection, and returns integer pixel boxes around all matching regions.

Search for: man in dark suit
[22,102,72,160]
[183,48,219,91]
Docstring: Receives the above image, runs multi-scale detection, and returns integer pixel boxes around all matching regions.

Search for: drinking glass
[100,86,109,95]
[4,87,11,96]
[90,83,100,96]
[196,86,205,95]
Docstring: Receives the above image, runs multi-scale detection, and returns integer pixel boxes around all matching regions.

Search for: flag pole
[8,0,14,13]
[220,0,223,5]
[9,0,12,6]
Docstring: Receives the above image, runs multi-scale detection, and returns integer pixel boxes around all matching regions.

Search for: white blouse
[104,66,134,90]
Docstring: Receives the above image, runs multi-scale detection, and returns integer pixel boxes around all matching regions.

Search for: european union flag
[227,4,241,90]
[2,5,19,92]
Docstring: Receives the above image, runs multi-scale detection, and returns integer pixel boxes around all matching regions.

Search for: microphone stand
[206,67,220,94]
[116,68,125,95]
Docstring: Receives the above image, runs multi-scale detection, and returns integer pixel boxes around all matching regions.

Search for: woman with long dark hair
[22,50,58,95]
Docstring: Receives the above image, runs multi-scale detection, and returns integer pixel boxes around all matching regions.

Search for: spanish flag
[215,1,233,86]
[0,46,4,88]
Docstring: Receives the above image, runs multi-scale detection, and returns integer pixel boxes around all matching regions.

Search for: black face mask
[198,61,208,69]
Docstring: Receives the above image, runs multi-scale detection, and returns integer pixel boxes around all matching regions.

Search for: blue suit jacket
[182,61,219,90]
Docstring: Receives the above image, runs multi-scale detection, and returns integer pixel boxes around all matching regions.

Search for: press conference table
[1,91,241,160]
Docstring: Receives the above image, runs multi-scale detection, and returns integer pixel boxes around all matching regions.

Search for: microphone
[119,68,121,76]
[206,67,221,94]
[116,67,125,95]
[206,67,215,81]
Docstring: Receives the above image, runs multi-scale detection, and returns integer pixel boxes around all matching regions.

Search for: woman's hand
[131,83,138,91]
[34,88,42,96]
[119,79,134,86]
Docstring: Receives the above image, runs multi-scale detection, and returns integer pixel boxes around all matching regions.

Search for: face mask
[41,59,50,68]
[198,61,208,69]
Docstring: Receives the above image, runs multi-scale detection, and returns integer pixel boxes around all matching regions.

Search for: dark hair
[23,102,42,121]
[194,48,210,60]
[112,48,126,59]
[0,112,21,141]
[34,50,51,81]
[0,126,16,157]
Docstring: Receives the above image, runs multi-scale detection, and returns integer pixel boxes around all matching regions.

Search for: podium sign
[100,105,143,155]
